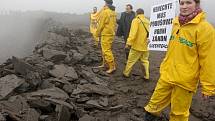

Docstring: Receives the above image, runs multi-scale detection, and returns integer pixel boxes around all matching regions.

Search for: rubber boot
[97,55,105,68]
[125,48,130,60]
[106,61,116,74]
[94,40,99,48]
[144,112,159,121]
[97,62,105,68]
[123,69,130,78]
[141,65,149,81]
[123,73,129,78]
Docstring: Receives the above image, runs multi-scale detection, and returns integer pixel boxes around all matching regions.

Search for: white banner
[148,0,177,51]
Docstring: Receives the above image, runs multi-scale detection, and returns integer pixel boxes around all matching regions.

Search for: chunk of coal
[0,75,25,100]
[72,84,114,96]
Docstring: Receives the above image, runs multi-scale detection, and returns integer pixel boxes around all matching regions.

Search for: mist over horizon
[1,0,215,22]
[0,11,91,63]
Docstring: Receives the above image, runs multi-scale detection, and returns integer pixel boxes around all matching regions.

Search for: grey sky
[0,0,214,22]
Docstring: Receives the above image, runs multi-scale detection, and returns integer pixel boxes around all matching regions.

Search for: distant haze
[0,0,214,23]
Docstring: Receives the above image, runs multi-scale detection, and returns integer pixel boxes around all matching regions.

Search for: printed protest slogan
[148,0,177,51]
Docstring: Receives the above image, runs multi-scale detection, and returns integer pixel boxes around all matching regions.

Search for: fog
[0,0,214,63]
[0,13,48,62]
[1,0,214,22]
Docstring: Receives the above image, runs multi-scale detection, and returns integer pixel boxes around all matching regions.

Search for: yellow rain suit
[123,14,150,79]
[90,12,99,46]
[96,6,117,70]
[145,12,215,121]
[89,6,107,46]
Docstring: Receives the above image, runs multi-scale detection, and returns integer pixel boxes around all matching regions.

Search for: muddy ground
[0,22,214,121]
[88,35,215,121]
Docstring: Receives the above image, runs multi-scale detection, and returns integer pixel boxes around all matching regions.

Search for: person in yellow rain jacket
[123,8,150,80]
[144,0,215,121]
[90,5,107,46]
[95,0,117,74]
[90,7,99,46]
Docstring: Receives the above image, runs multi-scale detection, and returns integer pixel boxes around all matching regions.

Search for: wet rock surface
[0,75,25,100]
[0,23,213,121]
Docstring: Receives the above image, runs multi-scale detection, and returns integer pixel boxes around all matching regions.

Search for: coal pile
[0,26,116,121]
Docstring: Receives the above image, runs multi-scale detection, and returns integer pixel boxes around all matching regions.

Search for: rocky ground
[0,23,214,121]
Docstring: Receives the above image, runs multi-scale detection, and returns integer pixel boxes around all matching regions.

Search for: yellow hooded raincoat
[126,14,150,51]
[90,12,99,45]
[161,12,215,95]
[96,6,117,68]
[145,12,215,121]
[124,14,150,79]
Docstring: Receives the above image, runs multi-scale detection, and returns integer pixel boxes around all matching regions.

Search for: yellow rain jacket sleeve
[160,12,215,95]
[197,22,215,96]
[126,15,149,51]
[96,7,116,37]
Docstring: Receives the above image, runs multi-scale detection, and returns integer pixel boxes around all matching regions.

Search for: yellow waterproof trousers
[123,49,149,79]
[92,33,99,46]
[144,79,193,121]
[101,36,115,68]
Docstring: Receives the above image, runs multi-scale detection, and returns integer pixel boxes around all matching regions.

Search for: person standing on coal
[116,4,135,60]
[144,0,215,121]
[90,7,99,47]
[123,8,150,80]
[95,0,117,74]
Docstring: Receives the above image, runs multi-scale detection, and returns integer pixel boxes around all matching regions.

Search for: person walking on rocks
[144,0,215,121]
[116,4,135,60]
[90,7,99,47]
[123,8,150,80]
[96,0,117,74]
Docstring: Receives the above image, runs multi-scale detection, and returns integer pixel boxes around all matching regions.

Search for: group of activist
[89,0,215,121]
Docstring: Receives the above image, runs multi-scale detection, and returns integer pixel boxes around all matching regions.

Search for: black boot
[144,112,159,121]
[125,48,130,60]
[159,113,169,121]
